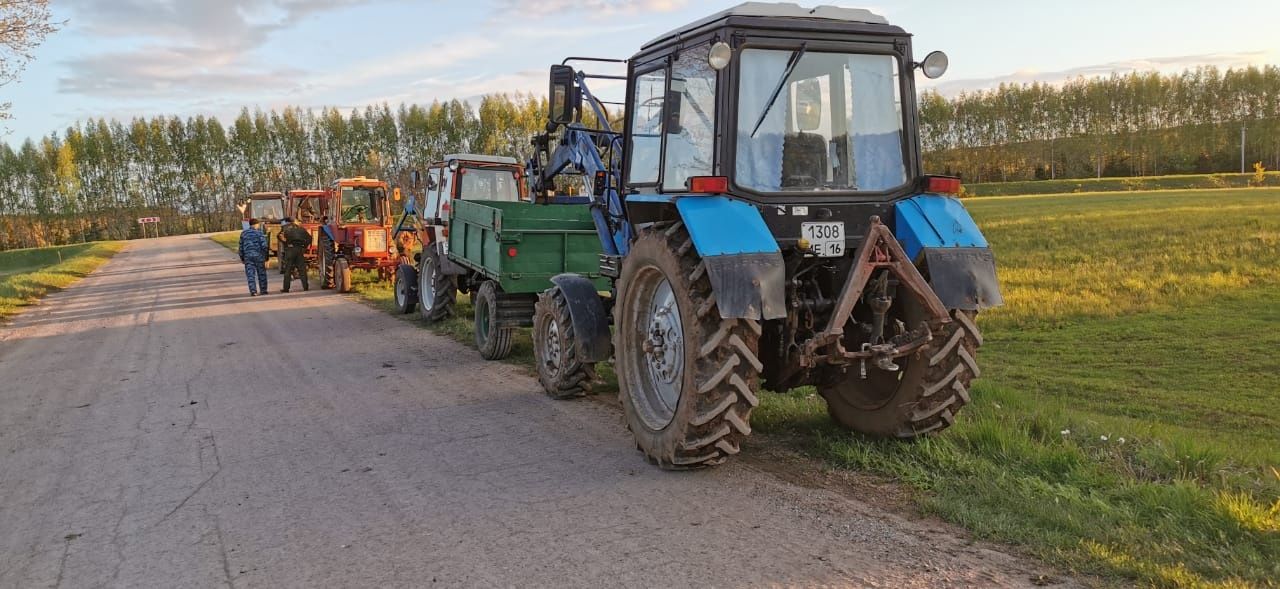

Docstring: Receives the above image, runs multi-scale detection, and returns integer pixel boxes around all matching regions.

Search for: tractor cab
[413,154,527,249]
[242,191,286,260]
[286,189,327,260]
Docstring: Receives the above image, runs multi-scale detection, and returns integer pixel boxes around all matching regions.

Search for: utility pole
[1241,125,1247,174]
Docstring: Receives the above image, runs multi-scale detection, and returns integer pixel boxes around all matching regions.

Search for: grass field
[0,242,126,321]
[966,171,1280,197]
[211,188,1280,587]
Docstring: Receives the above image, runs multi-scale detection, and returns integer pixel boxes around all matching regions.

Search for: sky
[3,0,1278,144]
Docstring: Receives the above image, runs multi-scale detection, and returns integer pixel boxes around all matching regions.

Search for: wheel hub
[641,279,683,415]
[543,318,562,375]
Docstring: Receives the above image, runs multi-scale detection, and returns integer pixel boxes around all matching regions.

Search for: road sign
[137,217,160,224]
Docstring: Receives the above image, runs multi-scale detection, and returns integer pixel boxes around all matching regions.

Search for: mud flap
[923,248,1003,310]
[550,274,612,363]
[703,253,786,320]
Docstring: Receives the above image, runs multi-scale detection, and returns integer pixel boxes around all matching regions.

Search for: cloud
[55,0,378,99]
[493,0,688,19]
[921,51,1277,97]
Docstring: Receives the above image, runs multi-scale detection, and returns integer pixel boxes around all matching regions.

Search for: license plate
[801,222,846,257]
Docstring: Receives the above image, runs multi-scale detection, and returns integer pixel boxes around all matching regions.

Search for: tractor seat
[781,132,828,188]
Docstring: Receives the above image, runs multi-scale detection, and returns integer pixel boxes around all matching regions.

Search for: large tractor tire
[417,250,456,323]
[474,280,514,360]
[319,235,334,290]
[820,307,982,438]
[393,264,417,314]
[615,223,762,470]
[334,259,352,294]
[533,285,597,399]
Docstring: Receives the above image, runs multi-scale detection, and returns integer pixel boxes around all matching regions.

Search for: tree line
[0,94,549,250]
[920,65,1280,183]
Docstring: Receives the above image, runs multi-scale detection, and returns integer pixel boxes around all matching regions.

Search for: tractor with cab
[286,189,327,267]
[316,177,406,293]
[240,191,286,265]
[524,2,1003,469]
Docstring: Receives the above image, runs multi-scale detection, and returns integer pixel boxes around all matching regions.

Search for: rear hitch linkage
[798,216,951,376]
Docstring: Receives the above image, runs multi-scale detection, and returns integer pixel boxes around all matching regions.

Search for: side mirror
[393,187,402,202]
[548,64,578,125]
[795,79,822,132]
[665,79,685,136]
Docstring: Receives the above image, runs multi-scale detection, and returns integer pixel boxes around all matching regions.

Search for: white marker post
[137,217,160,239]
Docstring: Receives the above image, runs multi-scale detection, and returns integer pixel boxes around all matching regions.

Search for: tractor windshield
[459,168,521,201]
[736,49,907,194]
[340,187,383,224]
[250,198,284,222]
[294,197,323,223]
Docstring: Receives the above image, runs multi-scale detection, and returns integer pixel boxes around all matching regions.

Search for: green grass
[213,190,1280,586]
[0,242,126,321]
[966,171,1280,197]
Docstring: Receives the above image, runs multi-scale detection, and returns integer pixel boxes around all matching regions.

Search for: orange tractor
[314,177,408,292]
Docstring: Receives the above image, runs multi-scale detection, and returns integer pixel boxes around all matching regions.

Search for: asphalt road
[0,235,1068,588]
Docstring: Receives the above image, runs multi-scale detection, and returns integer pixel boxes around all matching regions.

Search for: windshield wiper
[749,43,807,138]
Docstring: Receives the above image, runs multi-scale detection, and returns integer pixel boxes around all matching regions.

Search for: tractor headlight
[920,50,949,79]
[354,246,363,256]
[708,41,732,71]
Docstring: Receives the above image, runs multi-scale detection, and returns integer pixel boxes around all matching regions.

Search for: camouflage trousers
[244,259,268,295]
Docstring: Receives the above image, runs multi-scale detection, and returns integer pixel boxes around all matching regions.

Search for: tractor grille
[363,229,388,253]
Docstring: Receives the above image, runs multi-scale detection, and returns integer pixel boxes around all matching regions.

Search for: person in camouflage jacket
[238,219,270,296]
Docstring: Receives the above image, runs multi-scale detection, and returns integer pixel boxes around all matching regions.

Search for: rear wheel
[533,285,596,399]
[319,235,334,289]
[334,259,352,293]
[474,281,514,360]
[393,264,417,314]
[417,249,456,323]
[616,223,762,469]
[820,306,982,438]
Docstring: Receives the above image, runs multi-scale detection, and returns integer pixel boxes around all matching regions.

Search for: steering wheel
[343,204,368,221]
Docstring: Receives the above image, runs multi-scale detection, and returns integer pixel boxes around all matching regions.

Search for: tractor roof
[249,191,284,199]
[441,153,519,165]
[288,190,326,197]
[643,2,897,49]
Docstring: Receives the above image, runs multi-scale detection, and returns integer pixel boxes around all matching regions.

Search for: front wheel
[334,259,352,293]
[393,264,417,314]
[417,249,456,323]
[473,281,514,360]
[319,235,334,289]
[533,285,596,399]
[615,223,762,470]
[820,309,982,438]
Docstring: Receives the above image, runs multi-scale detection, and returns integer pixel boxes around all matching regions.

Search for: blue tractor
[526,3,1003,469]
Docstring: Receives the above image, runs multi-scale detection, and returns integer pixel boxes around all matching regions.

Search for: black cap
[249,218,260,225]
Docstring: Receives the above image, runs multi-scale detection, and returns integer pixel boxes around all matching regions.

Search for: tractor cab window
[423,168,443,220]
[628,68,666,184]
[736,49,906,193]
[250,198,284,222]
[340,187,384,224]
[459,167,521,202]
[296,198,320,223]
[662,48,717,191]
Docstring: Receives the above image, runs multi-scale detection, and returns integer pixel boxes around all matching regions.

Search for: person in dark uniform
[279,217,311,292]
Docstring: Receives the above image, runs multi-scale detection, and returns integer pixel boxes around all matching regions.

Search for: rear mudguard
[628,195,786,321]
[894,195,1003,311]
[427,240,467,276]
[550,274,612,363]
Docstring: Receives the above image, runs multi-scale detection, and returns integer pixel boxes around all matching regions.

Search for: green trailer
[446,199,608,360]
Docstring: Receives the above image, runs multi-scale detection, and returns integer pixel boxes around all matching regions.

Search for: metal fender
[674,196,786,321]
[894,195,1004,310]
[429,240,467,276]
[549,274,612,363]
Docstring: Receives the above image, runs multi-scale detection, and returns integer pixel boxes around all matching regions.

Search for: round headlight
[708,41,732,71]
[921,51,949,79]
[447,160,460,172]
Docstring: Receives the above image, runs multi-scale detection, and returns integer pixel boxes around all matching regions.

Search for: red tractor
[315,177,407,292]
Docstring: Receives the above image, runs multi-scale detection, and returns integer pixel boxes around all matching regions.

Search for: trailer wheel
[533,285,597,399]
[393,264,417,314]
[615,223,762,469]
[474,281,513,360]
[319,235,334,289]
[334,259,352,293]
[417,250,456,323]
[820,307,981,438]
